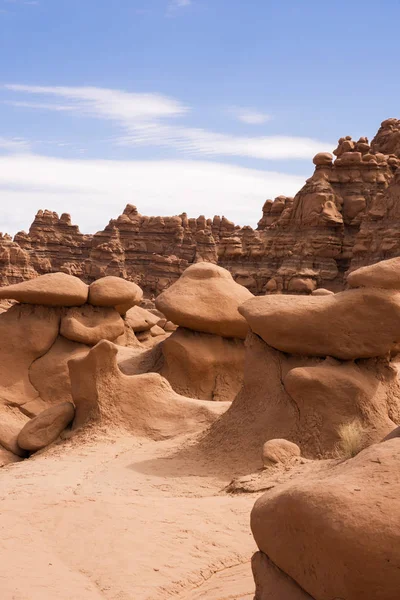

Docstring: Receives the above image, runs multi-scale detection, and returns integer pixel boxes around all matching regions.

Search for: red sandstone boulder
[60,305,124,346]
[347,256,400,289]
[155,263,253,339]
[17,402,75,452]
[0,272,88,306]
[262,439,301,467]
[88,276,143,314]
[239,288,400,359]
[251,439,400,600]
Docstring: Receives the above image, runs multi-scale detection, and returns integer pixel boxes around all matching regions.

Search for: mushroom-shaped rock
[17,402,75,452]
[0,272,88,306]
[60,305,124,346]
[347,257,400,290]
[251,440,400,600]
[155,263,253,339]
[311,288,334,296]
[313,152,333,166]
[262,439,301,467]
[88,276,143,314]
[239,288,400,359]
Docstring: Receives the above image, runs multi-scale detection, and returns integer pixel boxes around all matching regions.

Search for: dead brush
[335,419,366,459]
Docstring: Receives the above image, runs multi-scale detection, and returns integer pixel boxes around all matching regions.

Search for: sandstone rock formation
[0,271,174,460]
[17,402,75,452]
[160,328,245,402]
[199,257,400,469]
[69,340,228,437]
[239,288,400,359]
[0,272,88,305]
[155,262,253,339]
[251,439,400,600]
[3,119,400,297]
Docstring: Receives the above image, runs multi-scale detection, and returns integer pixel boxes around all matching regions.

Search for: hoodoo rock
[155,263,253,339]
[60,305,125,346]
[239,288,400,359]
[251,439,400,600]
[17,402,75,452]
[69,340,228,437]
[0,272,88,306]
[88,276,143,314]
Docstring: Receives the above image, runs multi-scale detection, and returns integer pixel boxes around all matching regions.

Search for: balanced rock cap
[239,287,400,360]
[0,272,88,306]
[88,276,143,314]
[347,257,400,290]
[155,262,253,339]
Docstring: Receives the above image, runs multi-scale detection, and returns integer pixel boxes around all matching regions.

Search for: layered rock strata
[3,119,400,295]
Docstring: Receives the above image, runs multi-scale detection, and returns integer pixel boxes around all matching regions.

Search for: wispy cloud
[4,84,333,160]
[0,137,30,152]
[0,153,306,235]
[230,107,273,125]
[5,84,187,121]
[168,0,191,10]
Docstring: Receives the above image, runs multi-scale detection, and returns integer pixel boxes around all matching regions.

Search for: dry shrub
[335,419,366,459]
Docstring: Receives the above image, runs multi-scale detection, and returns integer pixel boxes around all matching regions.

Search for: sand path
[0,430,257,599]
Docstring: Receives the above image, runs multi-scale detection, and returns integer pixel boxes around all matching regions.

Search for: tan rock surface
[347,256,400,289]
[0,272,88,306]
[239,288,400,359]
[18,402,75,452]
[60,305,124,346]
[124,305,159,331]
[29,336,89,407]
[88,276,143,313]
[69,340,229,438]
[156,263,253,339]
[251,439,400,600]
[262,439,301,467]
[252,552,314,600]
[0,407,29,456]
[160,327,245,402]
[0,304,60,407]
[0,444,22,467]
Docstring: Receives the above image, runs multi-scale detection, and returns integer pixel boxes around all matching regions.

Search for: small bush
[335,420,365,459]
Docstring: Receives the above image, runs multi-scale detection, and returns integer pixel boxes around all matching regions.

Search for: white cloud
[4,84,188,121]
[230,107,272,125]
[0,137,30,152]
[4,84,333,160]
[0,153,306,235]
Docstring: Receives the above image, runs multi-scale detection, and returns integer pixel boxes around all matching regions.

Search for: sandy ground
[0,429,257,600]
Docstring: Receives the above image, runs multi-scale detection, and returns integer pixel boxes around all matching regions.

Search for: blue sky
[1,0,400,233]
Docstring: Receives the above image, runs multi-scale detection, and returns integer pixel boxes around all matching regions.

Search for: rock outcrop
[0,271,174,460]
[199,257,400,470]
[251,439,400,600]
[3,119,400,296]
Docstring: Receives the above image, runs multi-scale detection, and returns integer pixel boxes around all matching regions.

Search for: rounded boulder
[88,276,143,314]
[17,402,75,452]
[155,263,253,339]
[0,272,88,306]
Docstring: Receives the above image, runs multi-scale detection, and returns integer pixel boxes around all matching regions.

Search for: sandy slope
[0,430,256,600]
